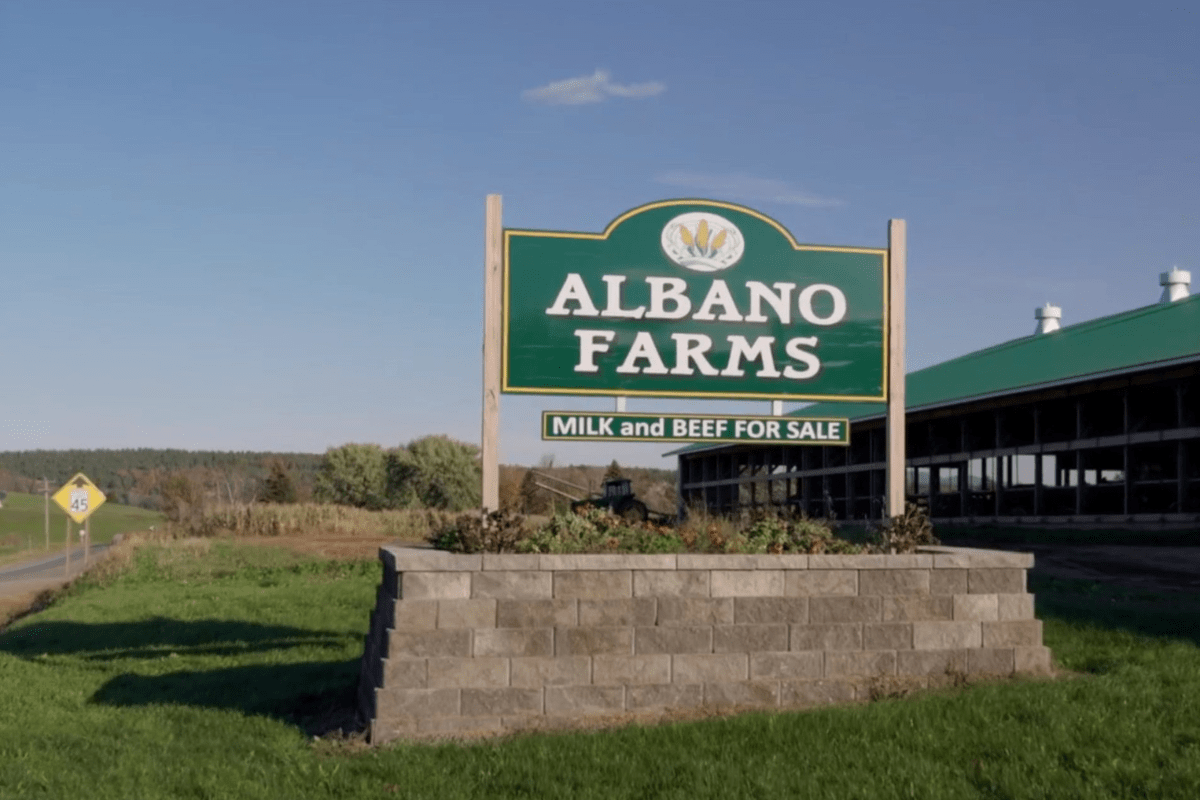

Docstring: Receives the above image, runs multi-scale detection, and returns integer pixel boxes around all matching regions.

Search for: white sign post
[886,220,907,518]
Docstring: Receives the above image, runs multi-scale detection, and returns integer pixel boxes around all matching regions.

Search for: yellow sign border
[52,472,107,524]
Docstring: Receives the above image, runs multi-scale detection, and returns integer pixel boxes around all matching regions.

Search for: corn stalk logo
[660,212,745,272]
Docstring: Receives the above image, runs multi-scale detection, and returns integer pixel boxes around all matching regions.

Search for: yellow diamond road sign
[53,473,107,524]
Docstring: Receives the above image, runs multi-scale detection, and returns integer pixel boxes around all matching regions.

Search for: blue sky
[1,0,1196,467]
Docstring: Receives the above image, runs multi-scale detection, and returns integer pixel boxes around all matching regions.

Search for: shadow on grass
[1032,575,1200,649]
[0,617,350,660]
[91,659,365,735]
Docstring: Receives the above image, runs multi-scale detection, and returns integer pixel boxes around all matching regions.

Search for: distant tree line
[0,448,323,510]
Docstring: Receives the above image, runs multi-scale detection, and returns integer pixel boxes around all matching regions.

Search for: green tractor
[570,478,649,522]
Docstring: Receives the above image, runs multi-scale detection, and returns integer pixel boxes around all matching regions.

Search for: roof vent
[1034,303,1061,334]
[1159,267,1191,303]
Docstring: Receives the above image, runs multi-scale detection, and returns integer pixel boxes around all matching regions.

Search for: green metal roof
[667,294,1200,456]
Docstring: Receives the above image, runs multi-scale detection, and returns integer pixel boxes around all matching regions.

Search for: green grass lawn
[0,492,162,565]
[1,539,1198,799]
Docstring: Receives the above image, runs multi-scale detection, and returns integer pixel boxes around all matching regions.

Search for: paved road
[0,545,111,604]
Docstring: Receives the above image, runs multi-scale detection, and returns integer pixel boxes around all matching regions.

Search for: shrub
[873,502,939,553]
[428,509,530,554]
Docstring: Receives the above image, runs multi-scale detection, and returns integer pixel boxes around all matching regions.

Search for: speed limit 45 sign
[52,473,107,524]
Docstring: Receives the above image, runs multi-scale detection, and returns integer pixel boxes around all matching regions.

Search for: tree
[313,444,388,509]
[603,459,624,482]
[386,435,481,511]
[159,472,202,523]
[260,459,298,504]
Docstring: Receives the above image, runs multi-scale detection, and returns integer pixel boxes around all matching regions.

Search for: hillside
[0,492,163,564]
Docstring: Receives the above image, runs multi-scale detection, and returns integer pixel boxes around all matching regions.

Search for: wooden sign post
[481,194,502,513]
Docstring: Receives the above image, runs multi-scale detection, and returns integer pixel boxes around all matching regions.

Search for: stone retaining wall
[358,546,1050,743]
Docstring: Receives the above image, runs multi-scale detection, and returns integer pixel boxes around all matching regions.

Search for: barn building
[672,270,1200,526]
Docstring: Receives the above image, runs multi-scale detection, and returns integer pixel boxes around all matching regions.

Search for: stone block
[743,554,810,569]
[711,570,784,597]
[555,626,633,656]
[634,570,710,598]
[704,681,779,708]
[859,569,930,596]
[392,600,439,630]
[510,656,591,688]
[713,624,788,653]
[810,596,882,623]
[437,599,497,629]
[415,716,504,736]
[881,596,953,621]
[389,629,471,658]
[734,597,809,624]
[825,650,896,678]
[779,680,855,707]
[790,623,862,651]
[626,683,702,710]
[864,623,913,650]
[912,621,981,650]
[545,685,625,714]
[808,554,890,569]
[496,599,577,628]
[749,652,822,680]
[926,547,1033,569]
[592,654,671,685]
[400,572,471,600]
[677,554,760,570]
[461,688,543,716]
[635,626,712,655]
[370,718,416,745]
[880,554,934,569]
[1014,645,1053,675]
[672,653,749,683]
[554,571,632,600]
[578,598,656,627]
[389,549,481,572]
[968,569,1025,594]
[657,597,733,625]
[541,554,675,571]
[929,569,968,595]
[427,657,509,689]
[981,620,1043,648]
[376,687,460,719]
[953,594,999,621]
[473,628,553,658]
[967,648,1015,675]
[482,553,541,571]
[472,571,553,599]
[786,570,857,596]
[896,649,968,677]
[381,658,426,689]
[997,593,1035,620]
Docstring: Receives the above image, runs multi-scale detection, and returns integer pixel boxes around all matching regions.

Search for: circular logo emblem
[661,212,745,272]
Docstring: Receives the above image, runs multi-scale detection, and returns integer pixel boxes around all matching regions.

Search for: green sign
[542,412,850,445]
[504,199,888,402]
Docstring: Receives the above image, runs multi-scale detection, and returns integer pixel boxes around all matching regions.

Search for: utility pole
[43,477,50,550]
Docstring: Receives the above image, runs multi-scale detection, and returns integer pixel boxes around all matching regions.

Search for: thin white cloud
[522,69,665,105]
[655,171,845,208]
